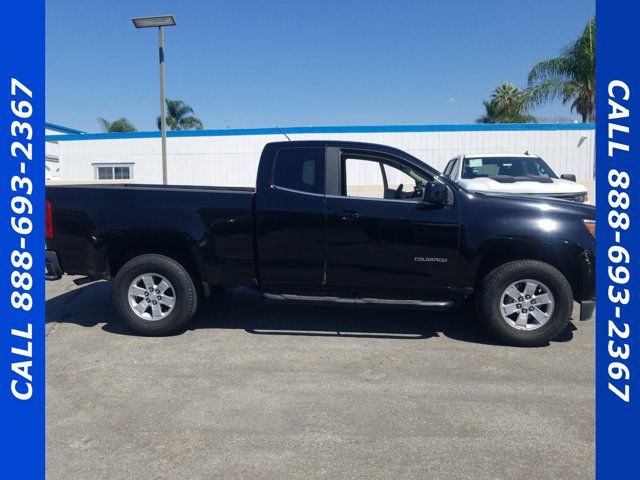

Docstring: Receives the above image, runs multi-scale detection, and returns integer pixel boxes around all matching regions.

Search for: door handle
[339,211,360,223]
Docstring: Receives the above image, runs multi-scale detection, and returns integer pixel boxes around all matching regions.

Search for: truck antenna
[276,126,291,142]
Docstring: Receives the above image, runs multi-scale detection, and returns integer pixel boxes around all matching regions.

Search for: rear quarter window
[272,147,325,194]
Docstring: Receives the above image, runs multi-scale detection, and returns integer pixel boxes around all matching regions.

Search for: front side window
[342,153,429,201]
[95,164,132,180]
[272,147,325,194]
[461,156,557,179]
[383,163,422,192]
[344,158,385,198]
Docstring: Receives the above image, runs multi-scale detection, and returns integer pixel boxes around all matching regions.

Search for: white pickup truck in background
[442,153,590,203]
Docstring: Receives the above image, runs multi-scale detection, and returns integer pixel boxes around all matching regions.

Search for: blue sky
[46,0,595,133]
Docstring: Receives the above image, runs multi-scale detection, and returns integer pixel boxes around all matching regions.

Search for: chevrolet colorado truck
[45,141,595,346]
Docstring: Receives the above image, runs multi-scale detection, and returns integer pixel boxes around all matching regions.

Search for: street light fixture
[132,15,176,28]
[131,15,177,185]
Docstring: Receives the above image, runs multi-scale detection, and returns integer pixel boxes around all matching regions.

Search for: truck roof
[265,139,411,154]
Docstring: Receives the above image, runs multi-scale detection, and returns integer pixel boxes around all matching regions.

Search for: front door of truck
[254,146,326,290]
[325,149,460,297]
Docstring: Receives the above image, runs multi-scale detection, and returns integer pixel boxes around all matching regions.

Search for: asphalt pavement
[46,275,594,480]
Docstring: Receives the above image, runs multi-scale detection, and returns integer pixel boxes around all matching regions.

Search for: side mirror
[423,181,448,205]
[561,174,577,182]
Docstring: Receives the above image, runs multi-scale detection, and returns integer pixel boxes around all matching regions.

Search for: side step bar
[263,293,454,310]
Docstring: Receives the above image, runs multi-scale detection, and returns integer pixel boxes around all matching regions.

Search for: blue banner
[596,0,639,477]
[0,0,45,478]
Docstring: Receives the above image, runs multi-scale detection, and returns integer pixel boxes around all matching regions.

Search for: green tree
[157,99,204,131]
[98,117,137,132]
[477,83,537,124]
[526,19,595,123]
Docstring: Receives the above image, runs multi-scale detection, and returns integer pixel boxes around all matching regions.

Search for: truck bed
[45,183,257,285]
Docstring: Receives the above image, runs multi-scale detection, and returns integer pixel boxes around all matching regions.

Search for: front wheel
[113,254,198,336]
[478,260,573,347]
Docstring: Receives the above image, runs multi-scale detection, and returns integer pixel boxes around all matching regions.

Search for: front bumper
[46,251,63,280]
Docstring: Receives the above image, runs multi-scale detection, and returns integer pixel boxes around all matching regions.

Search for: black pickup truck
[46,141,595,346]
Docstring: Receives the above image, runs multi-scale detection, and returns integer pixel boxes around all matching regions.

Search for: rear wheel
[113,254,198,336]
[478,260,573,347]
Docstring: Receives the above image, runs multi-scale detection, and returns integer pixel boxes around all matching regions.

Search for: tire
[113,254,198,336]
[477,260,573,347]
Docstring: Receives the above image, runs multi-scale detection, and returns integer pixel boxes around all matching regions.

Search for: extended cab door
[254,146,326,289]
[324,148,460,297]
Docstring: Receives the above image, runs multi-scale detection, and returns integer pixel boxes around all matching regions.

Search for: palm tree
[157,99,203,131]
[526,19,595,123]
[477,83,537,123]
[98,117,137,132]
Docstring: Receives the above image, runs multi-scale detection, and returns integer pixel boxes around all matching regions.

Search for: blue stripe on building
[46,123,595,142]
[45,122,86,135]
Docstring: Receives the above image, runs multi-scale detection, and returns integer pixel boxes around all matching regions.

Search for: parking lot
[46,275,594,480]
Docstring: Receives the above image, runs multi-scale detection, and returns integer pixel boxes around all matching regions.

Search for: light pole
[131,15,176,185]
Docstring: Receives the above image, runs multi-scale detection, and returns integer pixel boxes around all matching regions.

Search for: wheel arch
[474,240,584,301]
[106,232,204,288]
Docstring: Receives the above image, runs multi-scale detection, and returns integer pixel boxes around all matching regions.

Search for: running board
[263,293,454,310]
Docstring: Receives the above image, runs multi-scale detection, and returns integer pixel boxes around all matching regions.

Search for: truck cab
[254,142,460,304]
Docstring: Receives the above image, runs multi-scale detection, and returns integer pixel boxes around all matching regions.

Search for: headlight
[584,219,595,237]
[573,194,588,203]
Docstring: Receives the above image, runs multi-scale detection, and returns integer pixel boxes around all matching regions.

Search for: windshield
[461,156,557,179]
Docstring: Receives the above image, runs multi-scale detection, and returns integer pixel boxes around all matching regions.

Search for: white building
[45,123,595,192]
[45,122,85,180]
